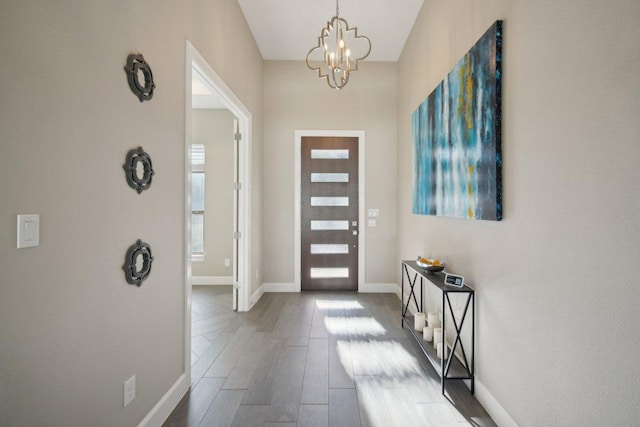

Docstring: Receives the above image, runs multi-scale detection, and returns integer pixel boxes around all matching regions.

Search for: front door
[301,136,359,290]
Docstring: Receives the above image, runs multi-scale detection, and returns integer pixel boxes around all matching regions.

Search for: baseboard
[396,286,418,316]
[250,284,264,309]
[192,276,233,286]
[261,283,402,294]
[394,283,402,300]
[262,282,297,292]
[138,373,189,427]
[359,283,400,293]
[395,286,418,316]
[475,379,519,427]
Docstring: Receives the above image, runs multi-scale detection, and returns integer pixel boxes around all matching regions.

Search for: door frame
[294,130,365,292]
[185,41,253,376]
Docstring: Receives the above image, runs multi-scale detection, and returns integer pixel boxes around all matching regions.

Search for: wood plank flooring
[163,286,496,427]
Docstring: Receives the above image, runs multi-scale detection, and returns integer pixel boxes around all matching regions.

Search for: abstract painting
[412,21,502,221]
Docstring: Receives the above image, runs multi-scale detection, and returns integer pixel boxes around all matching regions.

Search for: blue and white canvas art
[412,21,502,221]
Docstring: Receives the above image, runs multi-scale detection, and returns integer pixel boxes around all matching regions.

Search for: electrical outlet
[124,375,136,407]
[224,258,230,267]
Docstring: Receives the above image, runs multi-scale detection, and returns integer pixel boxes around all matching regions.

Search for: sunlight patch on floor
[315,299,363,310]
[324,316,386,336]
[338,340,424,380]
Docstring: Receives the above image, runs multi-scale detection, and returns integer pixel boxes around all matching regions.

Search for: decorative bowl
[424,265,444,273]
[416,259,444,273]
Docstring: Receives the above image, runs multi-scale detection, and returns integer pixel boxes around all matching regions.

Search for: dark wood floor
[163,286,495,427]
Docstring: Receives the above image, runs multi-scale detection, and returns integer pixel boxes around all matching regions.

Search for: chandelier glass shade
[306,0,371,90]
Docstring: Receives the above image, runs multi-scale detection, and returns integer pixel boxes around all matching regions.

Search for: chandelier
[306,0,371,90]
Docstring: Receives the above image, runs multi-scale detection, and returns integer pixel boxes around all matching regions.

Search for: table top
[402,260,474,292]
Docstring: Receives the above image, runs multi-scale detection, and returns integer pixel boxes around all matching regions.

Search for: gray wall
[397,0,640,425]
[263,61,398,286]
[0,1,263,425]
[192,109,235,278]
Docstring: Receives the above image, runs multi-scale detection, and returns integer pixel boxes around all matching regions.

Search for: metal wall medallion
[123,239,154,286]
[123,147,154,193]
[124,53,156,102]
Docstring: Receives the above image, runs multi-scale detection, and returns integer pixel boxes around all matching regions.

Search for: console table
[401,260,475,394]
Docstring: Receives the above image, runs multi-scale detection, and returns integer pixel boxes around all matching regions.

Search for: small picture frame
[444,273,464,288]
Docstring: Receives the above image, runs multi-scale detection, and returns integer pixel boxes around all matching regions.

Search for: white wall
[0,1,263,425]
[263,61,398,287]
[192,109,235,278]
[397,0,640,425]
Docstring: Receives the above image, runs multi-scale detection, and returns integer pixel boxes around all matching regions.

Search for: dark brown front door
[301,136,359,290]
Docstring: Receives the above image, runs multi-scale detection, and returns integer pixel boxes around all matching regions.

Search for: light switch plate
[17,214,40,249]
[367,209,379,218]
[367,219,377,227]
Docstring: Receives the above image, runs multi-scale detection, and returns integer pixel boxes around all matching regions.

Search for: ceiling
[236,0,425,62]
[193,0,425,108]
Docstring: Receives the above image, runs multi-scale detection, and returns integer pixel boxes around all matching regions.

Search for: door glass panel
[311,220,349,230]
[311,197,349,206]
[311,173,349,183]
[310,267,349,278]
[311,149,349,159]
[310,244,349,254]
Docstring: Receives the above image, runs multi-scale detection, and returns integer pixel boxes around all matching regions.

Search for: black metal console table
[401,260,475,394]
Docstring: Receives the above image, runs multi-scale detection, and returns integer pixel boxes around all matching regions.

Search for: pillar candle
[427,312,440,329]
[433,327,442,347]
[437,342,449,360]
[422,326,433,342]
[414,312,426,331]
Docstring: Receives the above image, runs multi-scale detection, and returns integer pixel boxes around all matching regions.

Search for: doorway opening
[185,41,252,379]
[294,130,365,292]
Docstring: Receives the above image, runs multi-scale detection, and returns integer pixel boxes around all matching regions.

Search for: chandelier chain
[336,0,339,18]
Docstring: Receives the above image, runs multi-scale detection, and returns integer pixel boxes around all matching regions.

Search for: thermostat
[444,273,464,288]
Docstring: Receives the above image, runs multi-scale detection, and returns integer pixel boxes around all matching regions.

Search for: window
[191,144,205,261]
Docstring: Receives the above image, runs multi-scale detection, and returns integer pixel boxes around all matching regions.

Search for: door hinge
[234,132,242,142]
[233,281,240,289]
[234,182,242,191]
[234,231,242,240]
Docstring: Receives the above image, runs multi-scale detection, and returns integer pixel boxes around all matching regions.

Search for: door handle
[352,230,358,235]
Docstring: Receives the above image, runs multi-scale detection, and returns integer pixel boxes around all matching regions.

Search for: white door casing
[185,41,253,378]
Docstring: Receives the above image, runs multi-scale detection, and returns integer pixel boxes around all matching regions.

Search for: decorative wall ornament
[412,20,503,221]
[124,53,156,102]
[123,239,154,286]
[123,147,154,193]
